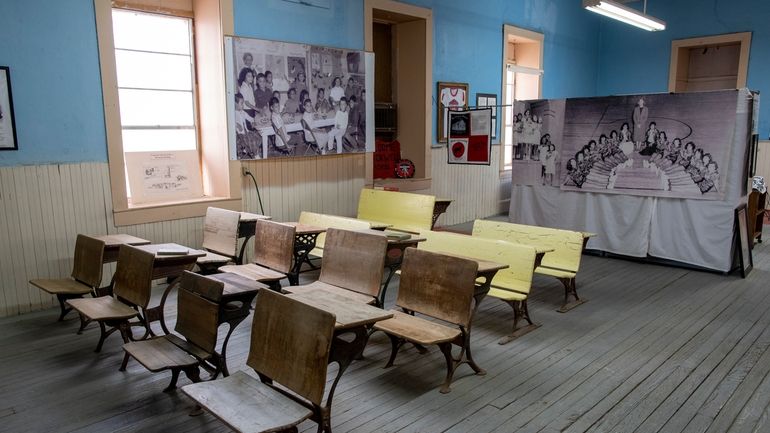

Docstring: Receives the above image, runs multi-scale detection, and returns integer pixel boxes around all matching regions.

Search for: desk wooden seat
[417,229,539,344]
[283,228,387,306]
[121,272,226,392]
[197,207,241,273]
[221,220,295,291]
[96,234,151,263]
[183,289,337,433]
[472,219,589,312]
[374,248,480,393]
[30,234,105,321]
[67,244,155,352]
[357,188,436,233]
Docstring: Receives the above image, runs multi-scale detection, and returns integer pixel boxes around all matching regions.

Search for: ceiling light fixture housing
[583,0,666,32]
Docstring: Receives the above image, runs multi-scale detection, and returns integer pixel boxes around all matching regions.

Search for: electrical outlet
[242,166,250,177]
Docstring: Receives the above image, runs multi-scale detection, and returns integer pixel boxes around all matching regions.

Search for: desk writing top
[424,250,508,274]
[134,243,207,260]
[207,272,267,297]
[281,222,326,235]
[239,212,272,223]
[355,229,426,246]
[95,234,151,248]
[287,288,392,330]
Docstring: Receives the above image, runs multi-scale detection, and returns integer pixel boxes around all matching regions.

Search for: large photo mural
[225,37,374,160]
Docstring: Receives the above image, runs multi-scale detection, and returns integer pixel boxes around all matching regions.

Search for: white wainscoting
[0,148,509,317]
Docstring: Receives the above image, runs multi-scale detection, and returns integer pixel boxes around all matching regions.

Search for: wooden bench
[30,234,105,321]
[196,207,241,274]
[472,219,589,312]
[67,245,154,352]
[297,211,372,260]
[182,289,337,433]
[220,219,295,292]
[417,229,540,344]
[357,188,436,233]
[374,248,480,393]
[284,228,387,306]
[120,271,226,392]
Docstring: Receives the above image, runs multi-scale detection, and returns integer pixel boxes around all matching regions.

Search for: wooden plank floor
[3,234,770,432]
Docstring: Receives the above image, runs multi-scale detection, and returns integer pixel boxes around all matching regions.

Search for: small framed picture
[735,204,753,278]
[437,81,469,144]
[476,93,498,140]
[0,66,18,151]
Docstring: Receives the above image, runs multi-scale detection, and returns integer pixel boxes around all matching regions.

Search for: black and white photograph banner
[560,90,738,200]
[510,99,565,186]
[224,36,374,160]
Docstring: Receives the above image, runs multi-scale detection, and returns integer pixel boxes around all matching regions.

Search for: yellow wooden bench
[472,219,590,313]
[416,229,539,344]
[357,189,436,233]
[298,211,372,259]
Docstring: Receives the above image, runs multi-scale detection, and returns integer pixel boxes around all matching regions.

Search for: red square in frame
[467,135,489,163]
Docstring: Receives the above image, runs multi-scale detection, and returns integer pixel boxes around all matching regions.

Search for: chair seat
[124,336,199,372]
[67,296,139,321]
[488,286,528,302]
[535,266,577,279]
[182,371,313,433]
[284,281,376,305]
[30,278,93,295]
[374,310,461,345]
[220,264,286,282]
[197,251,233,265]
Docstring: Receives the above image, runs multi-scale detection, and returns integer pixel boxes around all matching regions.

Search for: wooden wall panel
[0,154,367,316]
[0,147,508,316]
[426,145,509,226]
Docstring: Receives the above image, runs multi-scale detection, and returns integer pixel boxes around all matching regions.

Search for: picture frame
[475,93,498,140]
[735,204,753,278]
[437,81,469,144]
[0,66,18,151]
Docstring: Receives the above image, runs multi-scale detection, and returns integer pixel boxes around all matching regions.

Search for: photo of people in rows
[233,50,367,159]
[513,109,558,186]
[564,98,719,194]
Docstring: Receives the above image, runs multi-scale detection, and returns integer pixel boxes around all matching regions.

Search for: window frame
[668,32,752,93]
[500,24,544,174]
[94,0,240,226]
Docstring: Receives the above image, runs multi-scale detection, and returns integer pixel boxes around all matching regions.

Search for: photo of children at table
[230,41,370,159]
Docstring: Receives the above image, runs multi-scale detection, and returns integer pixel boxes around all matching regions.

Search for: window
[112,9,201,201]
[113,10,197,153]
[501,25,543,172]
[94,0,240,226]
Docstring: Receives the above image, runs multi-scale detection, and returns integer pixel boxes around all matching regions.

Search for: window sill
[113,196,242,226]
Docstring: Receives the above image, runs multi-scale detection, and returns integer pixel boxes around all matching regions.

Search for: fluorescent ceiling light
[583,0,666,32]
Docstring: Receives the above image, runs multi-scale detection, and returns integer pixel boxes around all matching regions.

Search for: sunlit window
[112,9,197,153]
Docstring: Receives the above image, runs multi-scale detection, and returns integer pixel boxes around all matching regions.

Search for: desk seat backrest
[357,189,435,232]
[320,228,387,298]
[418,230,537,295]
[72,234,106,288]
[202,207,241,258]
[253,220,296,273]
[298,211,371,250]
[472,220,584,273]
[113,245,156,309]
[398,248,478,328]
[247,289,336,406]
[175,271,225,354]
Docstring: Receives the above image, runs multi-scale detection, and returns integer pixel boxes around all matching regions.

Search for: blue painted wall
[0,0,106,166]
[0,0,615,165]
[235,0,602,143]
[595,0,770,138]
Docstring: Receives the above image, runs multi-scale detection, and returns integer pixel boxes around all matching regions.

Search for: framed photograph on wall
[735,204,753,278]
[476,93,498,140]
[0,66,18,151]
[437,81,468,144]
